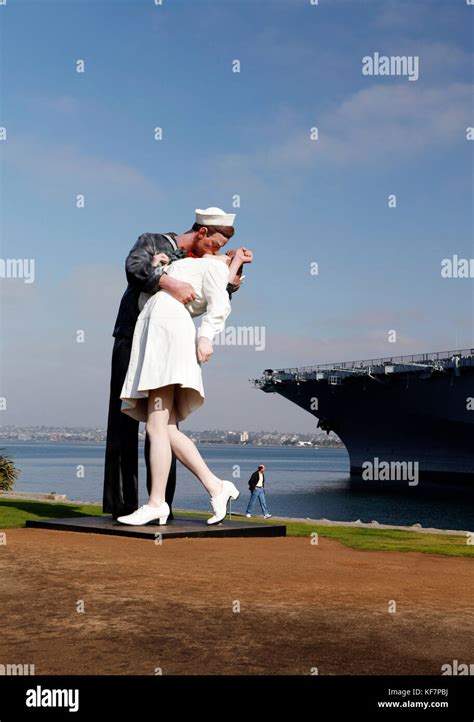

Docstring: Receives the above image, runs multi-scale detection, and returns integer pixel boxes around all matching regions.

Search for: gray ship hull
[255,350,474,483]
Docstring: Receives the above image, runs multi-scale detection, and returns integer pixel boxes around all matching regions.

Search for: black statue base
[25,514,286,540]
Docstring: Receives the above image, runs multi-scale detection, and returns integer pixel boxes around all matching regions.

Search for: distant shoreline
[0,438,345,448]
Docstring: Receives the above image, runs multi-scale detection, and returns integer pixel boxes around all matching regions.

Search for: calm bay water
[2,441,473,531]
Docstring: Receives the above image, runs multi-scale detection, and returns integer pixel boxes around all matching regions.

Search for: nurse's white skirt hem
[120,380,204,423]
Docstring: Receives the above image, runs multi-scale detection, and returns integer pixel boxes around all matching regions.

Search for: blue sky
[0,0,473,431]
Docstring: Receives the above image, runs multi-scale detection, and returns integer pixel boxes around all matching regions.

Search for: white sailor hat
[195,206,235,227]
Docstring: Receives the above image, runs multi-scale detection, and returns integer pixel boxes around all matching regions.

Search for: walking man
[246,464,272,518]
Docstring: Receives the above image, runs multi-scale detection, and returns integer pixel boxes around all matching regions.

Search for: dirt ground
[1,528,472,675]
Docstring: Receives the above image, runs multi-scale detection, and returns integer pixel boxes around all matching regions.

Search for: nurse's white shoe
[117,502,170,526]
[207,480,240,525]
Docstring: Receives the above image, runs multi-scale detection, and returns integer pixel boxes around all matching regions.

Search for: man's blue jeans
[246,487,269,515]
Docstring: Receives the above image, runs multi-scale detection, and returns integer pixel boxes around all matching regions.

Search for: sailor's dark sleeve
[226,282,239,300]
[125,233,170,295]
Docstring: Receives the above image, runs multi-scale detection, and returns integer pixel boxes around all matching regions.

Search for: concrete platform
[25,514,286,540]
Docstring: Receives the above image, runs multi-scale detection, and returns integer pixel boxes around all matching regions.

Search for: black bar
[0,675,473,720]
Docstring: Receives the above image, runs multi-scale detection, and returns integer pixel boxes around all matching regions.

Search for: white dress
[120,256,231,423]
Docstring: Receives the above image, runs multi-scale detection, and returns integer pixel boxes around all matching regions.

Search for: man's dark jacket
[113,231,237,339]
[248,470,265,492]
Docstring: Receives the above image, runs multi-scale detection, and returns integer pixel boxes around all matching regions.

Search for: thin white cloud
[1,134,162,198]
[40,95,84,114]
[319,307,427,330]
[316,81,472,164]
[211,80,472,182]
[257,330,426,370]
[372,0,430,31]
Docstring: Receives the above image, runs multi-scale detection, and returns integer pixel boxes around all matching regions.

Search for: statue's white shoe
[117,502,170,526]
[207,480,240,525]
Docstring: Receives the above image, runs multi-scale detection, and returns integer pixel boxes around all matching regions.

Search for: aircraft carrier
[254,348,474,483]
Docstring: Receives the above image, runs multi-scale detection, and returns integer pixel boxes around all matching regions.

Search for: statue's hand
[197,337,213,362]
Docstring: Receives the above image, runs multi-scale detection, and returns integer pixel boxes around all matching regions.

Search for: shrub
[0,450,20,492]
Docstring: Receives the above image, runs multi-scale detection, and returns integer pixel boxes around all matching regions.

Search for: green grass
[0,499,107,528]
[282,519,474,557]
[0,498,472,558]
